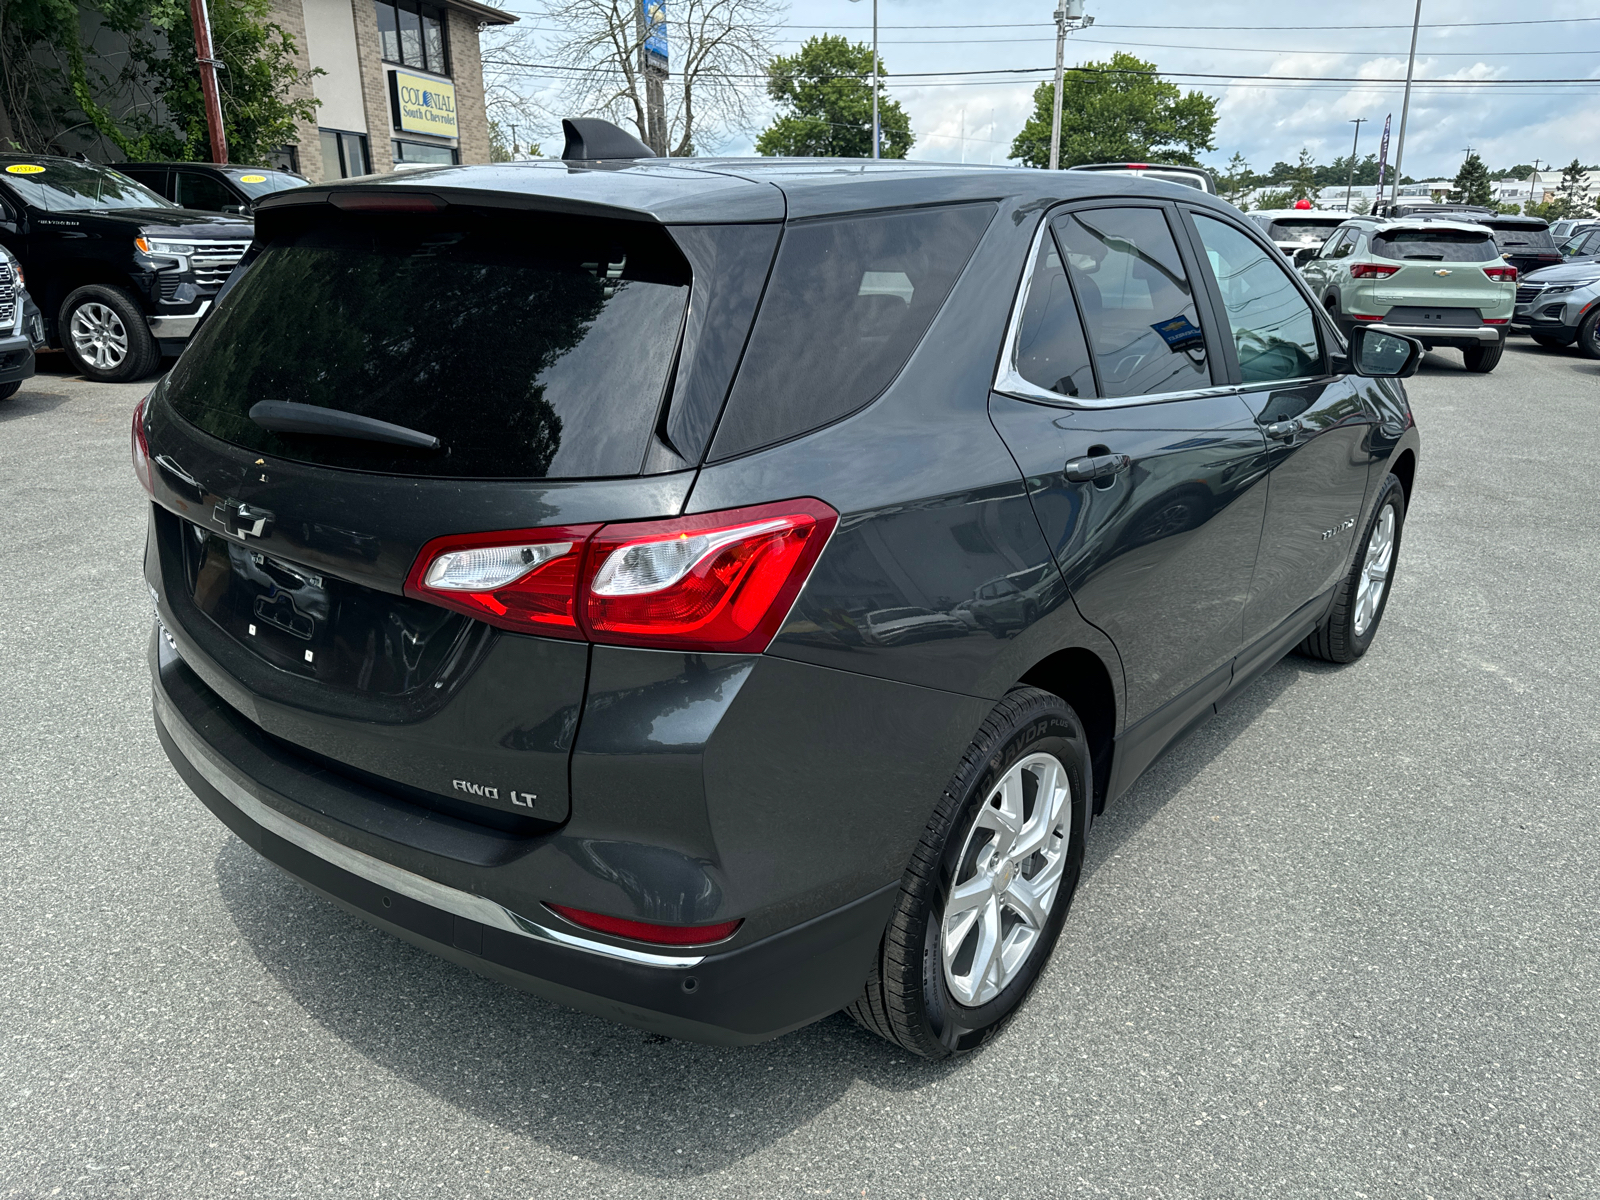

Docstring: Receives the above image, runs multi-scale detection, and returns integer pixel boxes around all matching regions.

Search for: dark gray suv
[139,121,1423,1058]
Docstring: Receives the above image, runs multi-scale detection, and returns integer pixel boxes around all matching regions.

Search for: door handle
[1263,419,1301,441]
[1064,453,1131,482]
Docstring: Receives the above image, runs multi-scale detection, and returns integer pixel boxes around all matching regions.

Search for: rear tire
[1531,335,1571,351]
[0,380,19,401]
[1298,474,1405,664]
[1461,340,1503,373]
[847,687,1091,1059]
[59,285,161,383]
[1579,307,1600,361]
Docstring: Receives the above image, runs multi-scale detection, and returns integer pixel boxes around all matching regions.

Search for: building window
[319,129,372,179]
[375,1,450,75]
[393,139,458,167]
[267,144,301,175]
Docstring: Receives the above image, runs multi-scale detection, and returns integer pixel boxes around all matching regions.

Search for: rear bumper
[150,632,899,1045]
[1368,322,1502,345]
[0,332,33,384]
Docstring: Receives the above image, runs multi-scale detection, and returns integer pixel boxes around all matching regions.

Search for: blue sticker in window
[1150,314,1205,353]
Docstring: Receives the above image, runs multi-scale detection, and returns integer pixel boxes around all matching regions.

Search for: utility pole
[1528,158,1546,209]
[635,1,668,156]
[190,0,227,164]
[847,0,879,157]
[1049,0,1093,171]
[959,108,965,164]
[1389,0,1422,208]
[1344,117,1367,213]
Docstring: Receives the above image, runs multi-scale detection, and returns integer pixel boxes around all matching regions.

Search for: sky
[485,0,1600,180]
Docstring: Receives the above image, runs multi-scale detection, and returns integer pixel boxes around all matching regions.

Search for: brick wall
[264,0,326,181]
[349,0,396,174]
[447,9,491,165]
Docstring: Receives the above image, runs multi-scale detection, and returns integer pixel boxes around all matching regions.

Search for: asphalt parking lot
[4,340,1599,1199]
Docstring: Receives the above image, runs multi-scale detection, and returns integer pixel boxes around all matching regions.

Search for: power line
[494,13,1600,31]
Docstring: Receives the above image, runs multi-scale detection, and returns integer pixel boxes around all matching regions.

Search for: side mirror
[1347,325,1423,378]
[1294,247,1317,267]
[220,203,248,215]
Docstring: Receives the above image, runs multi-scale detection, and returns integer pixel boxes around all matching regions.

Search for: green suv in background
[1297,217,1516,373]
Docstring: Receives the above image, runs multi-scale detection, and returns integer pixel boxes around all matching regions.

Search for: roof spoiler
[562,118,656,162]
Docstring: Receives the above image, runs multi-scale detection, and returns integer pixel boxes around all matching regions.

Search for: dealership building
[265,0,515,182]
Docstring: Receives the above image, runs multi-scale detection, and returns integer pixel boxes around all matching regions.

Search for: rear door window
[1371,229,1497,262]
[163,210,691,479]
[1010,229,1096,399]
[1050,206,1214,398]
[709,203,994,459]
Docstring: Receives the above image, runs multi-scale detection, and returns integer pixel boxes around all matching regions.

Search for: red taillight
[546,904,742,947]
[1350,263,1400,279]
[329,192,445,213]
[1350,314,1383,322]
[131,395,153,495]
[404,525,600,638]
[1126,163,1148,170]
[581,499,837,652]
[1483,265,1518,282]
[404,498,838,652]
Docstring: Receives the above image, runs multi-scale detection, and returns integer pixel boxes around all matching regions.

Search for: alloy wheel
[941,752,1073,1007]
[1353,504,1395,636]
[69,302,129,372]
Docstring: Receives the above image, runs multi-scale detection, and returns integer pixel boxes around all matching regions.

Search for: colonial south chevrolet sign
[390,70,458,137]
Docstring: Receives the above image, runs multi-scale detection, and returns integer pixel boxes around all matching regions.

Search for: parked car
[1246,208,1348,260]
[1513,261,1600,356]
[0,155,252,382]
[1466,214,1564,278]
[1549,218,1599,242]
[1067,162,1218,194]
[111,162,309,216]
[862,606,971,646]
[0,243,45,400]
[1559,226,1600,259]
[140,120,1421,1059]
[1298,217,1515,372]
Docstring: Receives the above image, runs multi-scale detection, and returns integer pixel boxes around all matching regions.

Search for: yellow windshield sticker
[5,164,45,174]
[239,174,267,183]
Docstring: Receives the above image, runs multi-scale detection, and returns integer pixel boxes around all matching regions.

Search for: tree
[1008,52,1216,169]
[1495,202,1521,215]
[540,0,782,157]
[1555,158,1595,218]
[1286,148,1318,202]
[1215,151,1254,208]
[0,0,319,161]
[1449,151,1493,207]
[754,35,912,158]
[1352,194,1371,216]
[1253,187,1293,211]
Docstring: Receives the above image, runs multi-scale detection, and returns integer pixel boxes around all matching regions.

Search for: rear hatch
[144,189,772,830]
[1371,225,1510,318]
[1485,220,1563,276]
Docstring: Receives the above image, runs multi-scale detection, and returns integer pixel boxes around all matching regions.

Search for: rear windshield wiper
[1399,253,1445,260]
[248,401,441,450]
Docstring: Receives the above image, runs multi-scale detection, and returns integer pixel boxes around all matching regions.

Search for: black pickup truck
[0,155,251,382]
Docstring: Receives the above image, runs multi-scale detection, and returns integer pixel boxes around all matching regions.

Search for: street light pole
[1344,117,1367,212]
[1390,0,1422,208]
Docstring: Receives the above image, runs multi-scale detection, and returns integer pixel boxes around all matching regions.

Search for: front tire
[0,380,20,401]
[59,285,161,382]
[1579,307,1600,361]
[1298,474,1405,664]
[847,687,1091,1059]
[1462,339,1504,373]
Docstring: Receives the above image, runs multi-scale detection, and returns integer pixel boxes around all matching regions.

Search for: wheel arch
[1390,447,1417,508]
[1018,647,1117,814]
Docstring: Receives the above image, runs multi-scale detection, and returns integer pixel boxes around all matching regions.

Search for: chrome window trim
[153,687,708,969]
[993,211,1237,410]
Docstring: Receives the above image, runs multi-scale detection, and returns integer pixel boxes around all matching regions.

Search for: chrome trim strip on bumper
[152,685,706,969]
[1369,322,1501,342]
[147,301,212,339]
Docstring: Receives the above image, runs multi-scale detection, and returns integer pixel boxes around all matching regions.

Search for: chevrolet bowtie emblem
[1434,268,1452,276]
[214,499,274,539]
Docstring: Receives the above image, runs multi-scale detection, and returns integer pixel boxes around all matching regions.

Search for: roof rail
[561,118,656,162]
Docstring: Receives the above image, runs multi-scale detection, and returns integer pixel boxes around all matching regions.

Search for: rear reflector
[1350,314,1383,321]
[1350,263,1400,279]
[132,395,153,495]
[1483,318,1509,325]
[546,904,742,947]
[404,498,838,652]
